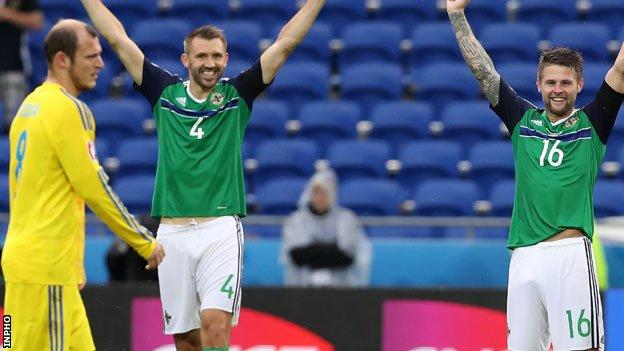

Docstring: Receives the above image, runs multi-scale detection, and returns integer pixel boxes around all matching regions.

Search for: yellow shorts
[3,282,95,351]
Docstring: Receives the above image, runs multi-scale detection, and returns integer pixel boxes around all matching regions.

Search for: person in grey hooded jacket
[281,168,371,287]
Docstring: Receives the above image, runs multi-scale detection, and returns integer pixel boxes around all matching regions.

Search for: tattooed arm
[447,0,501,106]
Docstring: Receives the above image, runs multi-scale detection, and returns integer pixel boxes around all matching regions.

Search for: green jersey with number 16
[135,58,270,218]
[491,79,624,249]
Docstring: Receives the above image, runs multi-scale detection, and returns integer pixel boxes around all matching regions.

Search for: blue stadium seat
[255,177,307,215]
[547,23,610,63]
[328,140,391,181]
[246,100,289,150]
[95,139,111,161]
[132,19,191,63]
[254,139,319,185]
[413,63,480,107]
[113,175,155,214]
[0,174,8,212]
[318,0,367,34]
[106,0,158,26]
[369,101,434,153]
[578,63,610,106]
[409,22,462,66]
[439,101,502,150]
[215,21,262,63]
[0,137,10,172]
[468,141,515,197]
[481,22,541,64]
[298,101,360,156]
[28,22,52,85]
[594,181,624,217]
[340,178,406,215]
[398,141,461,190]
[498,62,541,102]
[223,60,250,79]
[340,22,403,66]
[39,0,83,21]
[608,112,624,160]
[90,98,150,148]
[414,179,480,216]
[585,0,624,34]
[464,0,508,34]
[373,0,438,33]
[271,23,332,63]
[233,0,297,35]
[366,225,436,239]
[341,63,403,110]
[514,0,578,28]
[116,138,158,177]
[267,62,329,114]
[169,0,230,27]
[489,179,515,217]
[80,65,115,102]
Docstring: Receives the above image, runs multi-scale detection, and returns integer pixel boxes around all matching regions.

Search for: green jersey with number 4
[492,79,624,249]
[135,59,270,218]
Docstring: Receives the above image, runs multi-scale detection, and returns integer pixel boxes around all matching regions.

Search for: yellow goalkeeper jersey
[1,81,156,285]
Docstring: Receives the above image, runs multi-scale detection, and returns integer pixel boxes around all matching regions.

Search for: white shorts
[156,216,244,334]
[507,237,604,351]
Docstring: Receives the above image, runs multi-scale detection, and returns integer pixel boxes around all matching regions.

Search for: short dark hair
[183,25,227,53]
[537,47,584,81]
[44,21,98,66]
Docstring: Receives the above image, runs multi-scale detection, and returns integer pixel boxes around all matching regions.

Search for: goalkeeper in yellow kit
[1,19,165,350]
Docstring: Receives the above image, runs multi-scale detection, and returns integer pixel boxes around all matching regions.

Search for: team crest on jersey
[564,116,579,128]
[87,141,97,160]
[210,92,224,106]
[530,119,543,126]
[176,97,187,106]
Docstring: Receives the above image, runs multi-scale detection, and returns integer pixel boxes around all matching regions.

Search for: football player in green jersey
[80,0,326,350]
[448,0,624,350]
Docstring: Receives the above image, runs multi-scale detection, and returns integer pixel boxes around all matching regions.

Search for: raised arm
[80,0,145,84]
[447,0,501,106]
[0,7,44,30]
[259,0,325,84]
[605,43,624,94]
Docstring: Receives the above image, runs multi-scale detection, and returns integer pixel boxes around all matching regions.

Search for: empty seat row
[39,0,624,35]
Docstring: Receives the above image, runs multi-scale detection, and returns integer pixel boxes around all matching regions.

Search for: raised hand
[446,0,470,13]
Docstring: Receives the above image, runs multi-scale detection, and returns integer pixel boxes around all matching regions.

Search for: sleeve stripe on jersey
[86,108,95,132]
[61,90,89,130]
[97,168,153,242]
[79,101,94,131]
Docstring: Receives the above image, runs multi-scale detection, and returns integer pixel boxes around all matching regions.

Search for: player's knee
[173,331,202,351]
[202,318,228,340]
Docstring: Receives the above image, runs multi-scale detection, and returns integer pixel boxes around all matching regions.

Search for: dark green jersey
[135,59,270,218]
[491,79,624,249]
